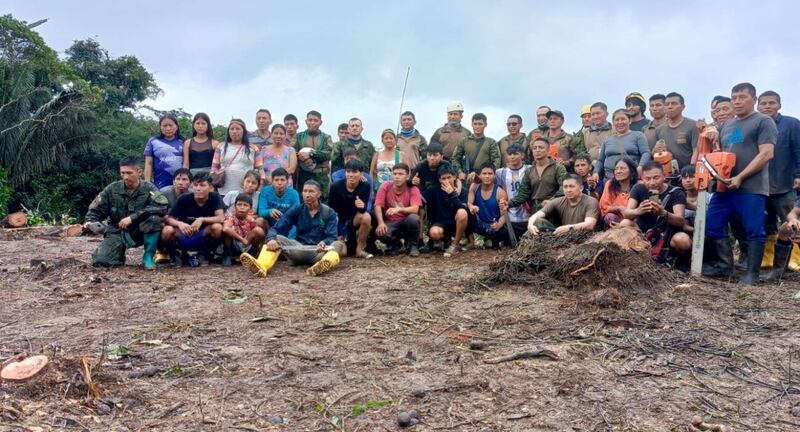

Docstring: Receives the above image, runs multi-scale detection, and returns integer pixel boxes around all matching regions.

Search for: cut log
[1,355,49,381]
[41,224,83,237]
[0,212,27,228]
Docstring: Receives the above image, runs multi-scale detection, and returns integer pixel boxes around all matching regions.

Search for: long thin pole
[396,67,411,133]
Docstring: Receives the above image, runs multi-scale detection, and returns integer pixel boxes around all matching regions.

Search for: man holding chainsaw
[702,82,777,285]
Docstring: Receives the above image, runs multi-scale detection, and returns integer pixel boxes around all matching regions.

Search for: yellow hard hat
[580,104,592,116]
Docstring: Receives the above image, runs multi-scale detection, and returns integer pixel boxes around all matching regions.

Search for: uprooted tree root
[472,228,677,306]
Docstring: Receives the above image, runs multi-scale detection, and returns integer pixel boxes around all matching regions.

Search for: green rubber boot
[142,232,160,270]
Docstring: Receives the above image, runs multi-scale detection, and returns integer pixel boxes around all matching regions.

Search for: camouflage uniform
[85,180,168,266]
[497,134,531,167]
[546,130,586,172]
[507,158,567,212]
[294,130,334,200]
[451,135,501,174]
[430,123,471,159]
[330,138,376,172]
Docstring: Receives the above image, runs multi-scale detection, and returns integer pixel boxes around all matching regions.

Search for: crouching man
[527,174,599,236]
[84,158,169,269]
[253,180,345,276]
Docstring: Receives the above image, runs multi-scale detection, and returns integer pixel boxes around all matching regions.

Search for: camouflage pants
[91,215,163,267]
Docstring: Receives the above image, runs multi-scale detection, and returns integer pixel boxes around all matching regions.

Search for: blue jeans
[706,191,766,242]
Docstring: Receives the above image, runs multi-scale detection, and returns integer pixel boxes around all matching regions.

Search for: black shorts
[432,221,457,238]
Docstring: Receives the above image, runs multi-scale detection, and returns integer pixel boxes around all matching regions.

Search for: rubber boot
[154,249,170,264]
[240,245,279,277]
[307,251,340,276]
[221,246,233,267]
[740,241,765,285]
[142,232,159,270]
[761,241,792,281]
[735,241,748,270]
[702,238,734,278]
[790,244,800,272]
[761,234,777,268]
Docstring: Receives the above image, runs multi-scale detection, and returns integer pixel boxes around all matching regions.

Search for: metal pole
[396,67,411,134]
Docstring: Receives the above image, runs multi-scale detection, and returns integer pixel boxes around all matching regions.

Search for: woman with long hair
[599,157,639,228]
[593,109,650,182]
[260,124,297,186]
[211,119,262,195]
[370,129,401,191]
[182,112,220,176]
[144,114,184,189]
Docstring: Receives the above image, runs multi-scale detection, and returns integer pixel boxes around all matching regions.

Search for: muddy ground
[1,234,800,431]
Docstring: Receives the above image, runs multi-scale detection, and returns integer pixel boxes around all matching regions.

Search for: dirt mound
[473,227,677,306]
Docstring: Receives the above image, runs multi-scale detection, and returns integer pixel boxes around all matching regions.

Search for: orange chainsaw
[694,126,736,192]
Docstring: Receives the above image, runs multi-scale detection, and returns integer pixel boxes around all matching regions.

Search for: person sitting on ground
[620,161,691,259]
[495,144,531,239]
[527,174,599,236]
[222,194,265,266]
[84,158,169,269]
[258,180,344,276]
[257,168,300,233]
[161,173,225,267]
[761,196,800,280]
[679,165,698,234]
[468,163,509,247]
[331,148,374,211]
[501,137,567,215]
[374,163,422,256]
[598,158,638,228]
[574,154,601,198]
[223,170,261,216]
[160,168,193,208]
[427,165,469,257]
[328,159,373,259]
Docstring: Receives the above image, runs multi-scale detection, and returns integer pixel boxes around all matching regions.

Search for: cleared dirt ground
[1,234,800,431]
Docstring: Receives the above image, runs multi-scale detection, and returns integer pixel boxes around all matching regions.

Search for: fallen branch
[691,415,727,431]
[483,348,558,364]
[569,247,605,277]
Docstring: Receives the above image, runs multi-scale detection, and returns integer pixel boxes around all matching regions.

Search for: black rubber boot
[760,241,792,281]
[740,241,765,285]
[735,241,748,270]
[702,238,734,278]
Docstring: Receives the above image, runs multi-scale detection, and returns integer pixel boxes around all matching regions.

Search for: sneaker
[169,251,183,267]
[433,241,445,251]
[444,244,459,258]
[409,245,420,257]
[484,239,493,249]
[187,254,200,268]
[417,241,430,254]
[222,255,233,267]
[197,254,209,266]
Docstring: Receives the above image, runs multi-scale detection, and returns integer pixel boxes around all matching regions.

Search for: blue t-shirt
[144,135,184,189]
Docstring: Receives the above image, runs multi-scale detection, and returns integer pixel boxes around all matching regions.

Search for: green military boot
[142,232,160,270]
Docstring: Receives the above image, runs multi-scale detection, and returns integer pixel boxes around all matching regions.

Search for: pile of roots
[473,227,674,307]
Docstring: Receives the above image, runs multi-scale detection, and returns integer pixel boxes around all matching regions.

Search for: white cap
[446,101,464,113]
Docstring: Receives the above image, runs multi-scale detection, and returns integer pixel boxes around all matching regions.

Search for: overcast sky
[7,1,800,144]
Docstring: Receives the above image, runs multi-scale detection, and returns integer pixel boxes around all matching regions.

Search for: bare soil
[1,233,800,431]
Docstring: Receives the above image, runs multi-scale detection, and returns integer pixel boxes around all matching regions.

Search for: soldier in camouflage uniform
[84,158,169,269]
[330,118,376,172]
[526,105,551,142]
[294,110,334,200]
[430,101,471,159]
[452,113,501,183]
[497,114,531,167]
[544,110,586,172]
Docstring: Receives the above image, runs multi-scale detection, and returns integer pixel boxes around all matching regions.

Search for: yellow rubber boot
[761,234,777,268]
[240,246,280,277]
[306,251,340,276]
[789,244,800,272]
[154,249,170,264]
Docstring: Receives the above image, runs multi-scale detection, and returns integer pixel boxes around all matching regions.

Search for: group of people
[83,82,800,283]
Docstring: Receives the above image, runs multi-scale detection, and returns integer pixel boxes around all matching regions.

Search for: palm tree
[0,62,97,186]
